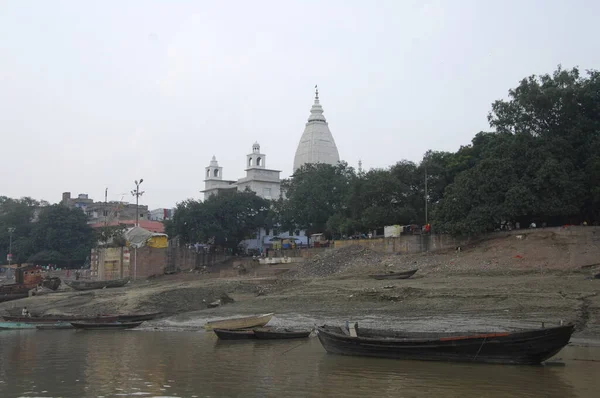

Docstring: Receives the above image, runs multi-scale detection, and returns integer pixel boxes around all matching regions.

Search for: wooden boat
[3,315,119,323]
[368,269,418,280]
[117,312,163,322]
[70,321,143,330]
[64,278,130,291]
[204,313,274,331]
[41,277,62,291]
[213,328,256,340]
[253,327,312,340]
[316,324,575,365]
[0,292,29,303]
[0,322,38,330]
[35,323,74,330]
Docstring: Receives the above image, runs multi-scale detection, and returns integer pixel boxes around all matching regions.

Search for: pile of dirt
[292,245,388,278]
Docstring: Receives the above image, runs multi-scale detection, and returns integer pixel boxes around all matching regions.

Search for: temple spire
[315,85,319,104]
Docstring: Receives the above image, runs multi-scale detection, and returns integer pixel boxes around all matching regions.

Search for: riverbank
[1,228,599,340]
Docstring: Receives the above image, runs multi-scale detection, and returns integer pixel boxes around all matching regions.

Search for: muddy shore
[2,228,599,341]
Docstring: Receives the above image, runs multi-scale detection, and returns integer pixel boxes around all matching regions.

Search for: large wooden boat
[316,324,574,365]
[64,278,130,291]
[368,269,418,280]
[213,328,256,340]
[253,327,312,340]
[204,313,274,331]
[70,321,143,330]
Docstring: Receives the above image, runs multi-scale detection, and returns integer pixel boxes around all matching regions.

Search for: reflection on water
[0,329,599,397]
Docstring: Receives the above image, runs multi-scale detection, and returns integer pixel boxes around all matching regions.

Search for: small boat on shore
[70,321,143,330]
[368,269,418,280]
[117,312,163,322]
[214,328,256,340]
[253,327,312,340]
[316,323,574,365]
[204,313,274,331]
[64,278,130,291]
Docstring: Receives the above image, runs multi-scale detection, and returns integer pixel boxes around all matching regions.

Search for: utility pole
[7,227,15,267]
[424,164,428,225]
[131,179,145,227]
[131,179,144,282]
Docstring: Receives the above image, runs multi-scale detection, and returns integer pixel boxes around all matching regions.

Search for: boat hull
[253,327,311,340]
[0,322,38,330]
[0,293,29,303]
[316,324,574,365]
[70,321,143,330]
[3,315,119,323]
[35,323,74,330]
[369,269,418,280]
[214,329,256,340]
[204,313,273,331]
[65,278,130,291]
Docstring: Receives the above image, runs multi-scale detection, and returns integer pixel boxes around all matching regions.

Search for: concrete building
[61,192,149,225]
[201,142,281,200]
[293,87,340,172]
[149,208,174,221]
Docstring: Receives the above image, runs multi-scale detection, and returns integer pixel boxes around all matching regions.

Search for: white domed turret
[293,86,340,172]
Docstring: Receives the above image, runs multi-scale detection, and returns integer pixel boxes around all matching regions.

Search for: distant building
[149,208,174,221]
[61,192,149,225]
[201,142,282,200]
[293,87,340,172]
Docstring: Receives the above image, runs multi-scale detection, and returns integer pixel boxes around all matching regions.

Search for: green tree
[282,162,355,236]
[169,190,271,252]
[29,204,94,267]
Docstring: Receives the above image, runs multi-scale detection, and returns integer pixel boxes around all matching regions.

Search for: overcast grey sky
[1,0,598,209]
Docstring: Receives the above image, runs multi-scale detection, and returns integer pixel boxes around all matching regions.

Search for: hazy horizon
[1,0,599,209]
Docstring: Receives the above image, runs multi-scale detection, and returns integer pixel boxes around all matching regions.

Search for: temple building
[201,142,281,200]
[293,86,340,172]
[201,142,307,252]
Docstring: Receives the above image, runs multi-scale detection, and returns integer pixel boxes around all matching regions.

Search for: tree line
[3,66,598,260]
[0,197,95,267]
[169,66,600,247]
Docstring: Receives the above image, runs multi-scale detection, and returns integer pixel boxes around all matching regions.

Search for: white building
[202,142,281,200]
[202,143,306,252]
[149,208,174,221]
[293,87,340,172]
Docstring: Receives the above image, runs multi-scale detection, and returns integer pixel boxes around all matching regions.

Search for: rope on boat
[473,336,487,361]
[280,341,306,355]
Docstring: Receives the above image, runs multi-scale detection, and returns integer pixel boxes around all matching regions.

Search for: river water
[1,326,599,397]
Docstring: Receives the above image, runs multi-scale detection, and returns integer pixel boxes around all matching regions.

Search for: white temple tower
[293,86,340,172]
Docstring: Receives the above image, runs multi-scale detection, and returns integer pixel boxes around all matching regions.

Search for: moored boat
[35,323,74,330]
[70,321,143,330]
[0,322,38,330]
[368,269,418,280]
[253,327,312,340]
[213,328,256,340]
[316,323,574,365]
[204,313,274,331]
[64,278,130,291]
[3,315,119,323]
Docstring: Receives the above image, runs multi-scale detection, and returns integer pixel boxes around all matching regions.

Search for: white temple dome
[293,87,340,172]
